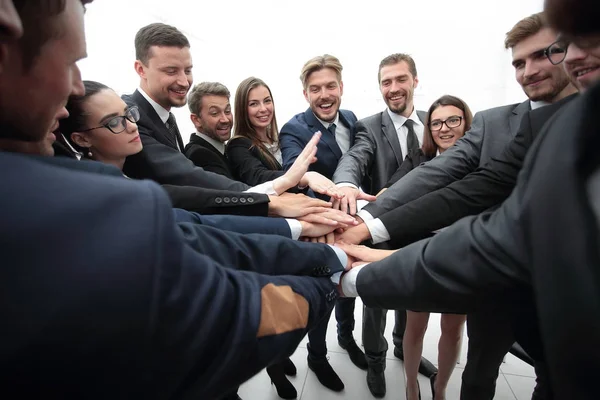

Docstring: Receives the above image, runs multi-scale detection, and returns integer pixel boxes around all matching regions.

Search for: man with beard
[184,82,235,179]
[331,53,433,398]
[337,12,577,400]
[278,54,372,393]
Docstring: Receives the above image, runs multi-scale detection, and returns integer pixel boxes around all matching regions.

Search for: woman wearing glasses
[376,94,473,400]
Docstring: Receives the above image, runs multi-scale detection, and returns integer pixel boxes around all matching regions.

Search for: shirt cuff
[245,181,277,195]
[336,182,359,189]
[340,264,368,297]
[357,209,374,221]
[327,244,348,271]
[286,219,302,240]
[365,218,390,244]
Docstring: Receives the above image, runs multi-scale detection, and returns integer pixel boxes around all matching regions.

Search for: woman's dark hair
[232,77,280,170]
[421,95,473,158]
[58,80,110,156]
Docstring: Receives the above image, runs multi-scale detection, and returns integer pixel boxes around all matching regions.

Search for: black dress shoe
[366,363,386,398]
[267,364,297,399]
[338,339,368,370]
[393,347,438,378]
[281,358,297,376]
[307,356,344,392]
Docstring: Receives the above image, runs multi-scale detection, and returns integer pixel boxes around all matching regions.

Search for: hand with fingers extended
[333,220,371,245]
[331,186,377,215]
[335,241,397,267]
[299,231,336,244]
[273,131,321,194]
[267,192,333,218]
[298,208,358,229]
[300,171,345,200]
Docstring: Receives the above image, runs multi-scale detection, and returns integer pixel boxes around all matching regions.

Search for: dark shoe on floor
[307,356,344,392]
[281,358,297,376]
[393,346,438,378]
[430,372,437,399]
[366,363,386,398]
[267,364,297,399]
[338,338,368,370]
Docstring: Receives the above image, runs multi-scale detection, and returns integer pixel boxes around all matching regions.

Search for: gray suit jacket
[332,110,427,194]
[362,101,530,217]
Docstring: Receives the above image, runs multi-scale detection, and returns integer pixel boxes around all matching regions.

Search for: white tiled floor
[240,298,536,399]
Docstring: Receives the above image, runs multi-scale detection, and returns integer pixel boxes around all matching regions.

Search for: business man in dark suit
[342,34,600,395]
[338,13,578,400]
[279,54,368,391]
[331,52,431,397]
[184,82,234,179]
[0,4,351,398]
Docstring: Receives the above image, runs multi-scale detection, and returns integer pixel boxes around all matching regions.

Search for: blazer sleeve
[161,184,269,216]
[280,123,306,172]
[226,137,285,185]
[123,121,249,192]
[383,150,429,188]
[332,119,376,187]
[185,146,232,178]
[172,209,292,238]
[362,111,487,218]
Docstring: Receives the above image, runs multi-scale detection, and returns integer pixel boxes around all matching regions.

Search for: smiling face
[71,89,143,164]
[379,61,418,117]
[429,105,466,152]
[562,39,600,92]
[136,45,193,110]
[512,27,572,102]
[247,85,274,137]
[191,95,232,143]
[303,67,343,123]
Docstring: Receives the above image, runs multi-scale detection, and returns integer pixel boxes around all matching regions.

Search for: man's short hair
[135,23,190,65]
[188,82,230,115]
[299,54,343,89]
[378,53,418,82]
[13,0,93,70]
[504,12,548,49]
[545,0,599,36]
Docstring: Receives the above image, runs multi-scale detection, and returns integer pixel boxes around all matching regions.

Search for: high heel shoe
[430,373,437,399]
[281,358,297,376]
[266,364,297,399]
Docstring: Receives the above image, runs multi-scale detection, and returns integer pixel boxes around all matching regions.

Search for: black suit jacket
[378,95,577,248]
[357,84,600,398]
[183,133,233,179]
[332,110,427,194]
[0,151,343,399]
[384,149,433,188]
[122,90,270,215]
[226,136,284,186]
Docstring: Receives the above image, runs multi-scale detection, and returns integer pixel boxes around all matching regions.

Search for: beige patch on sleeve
[257,283,310,338]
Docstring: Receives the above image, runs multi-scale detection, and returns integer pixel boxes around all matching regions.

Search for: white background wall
[80,0,544,142]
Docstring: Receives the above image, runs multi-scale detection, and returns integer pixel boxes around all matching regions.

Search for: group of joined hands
[266,131,396,290]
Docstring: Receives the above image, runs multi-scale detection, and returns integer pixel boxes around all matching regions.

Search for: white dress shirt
[195,132,225,155]
[315,113,351,154]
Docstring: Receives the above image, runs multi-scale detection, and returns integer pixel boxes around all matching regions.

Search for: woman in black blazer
[383,95,474,400]
[227,77,339,200]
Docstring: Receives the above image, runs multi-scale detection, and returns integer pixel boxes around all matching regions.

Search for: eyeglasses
[429,115,463,131]
[81,106,140,134]
[544,39,569,65]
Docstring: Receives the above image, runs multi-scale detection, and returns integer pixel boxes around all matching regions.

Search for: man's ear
[70,131,92,149]
[413,76,419,89]
[134,60,146,79]
[190,113,202,130]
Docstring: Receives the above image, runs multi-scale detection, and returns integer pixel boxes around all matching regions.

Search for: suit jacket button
[215,197,223,204]
[232,197,238,203]
[224,197,231,204]
[325,267,331,274]
[247,197,255,203]
[240,198,247,203]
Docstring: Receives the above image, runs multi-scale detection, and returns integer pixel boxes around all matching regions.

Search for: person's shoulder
[476,102,524,118]
[280,111,310,133]
[227,136,252,146]
[357,111,383,125]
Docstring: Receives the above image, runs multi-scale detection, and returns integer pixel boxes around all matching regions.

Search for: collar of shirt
[315,113,340,131]
[195,132,226,155]
[530,100,550,110]
[387,107,423,131]
[138,87,170,124]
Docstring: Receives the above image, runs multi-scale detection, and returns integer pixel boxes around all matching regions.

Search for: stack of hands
[267,131,378,244]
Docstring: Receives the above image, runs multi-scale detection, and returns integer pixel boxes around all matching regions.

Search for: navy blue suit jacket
[280,108,358,180]
[0,152,343,399]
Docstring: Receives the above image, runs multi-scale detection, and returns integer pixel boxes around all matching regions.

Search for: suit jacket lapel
[304,109,342,160]
[338,111,356,146]
[381,111,404,165]
[133,90,180,150]
[509,101,531,136]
